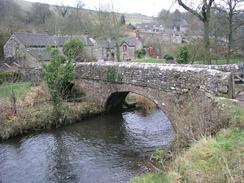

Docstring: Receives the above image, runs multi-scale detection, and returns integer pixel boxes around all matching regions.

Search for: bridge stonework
[75,62,234,140]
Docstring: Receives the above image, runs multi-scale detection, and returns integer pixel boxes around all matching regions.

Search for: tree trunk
[227,12,233,64]
[204,21,211,64]
[115,41,121,62]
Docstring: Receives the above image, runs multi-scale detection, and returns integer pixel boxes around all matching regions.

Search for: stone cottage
[4,32,96,68]
[119,36,143,61]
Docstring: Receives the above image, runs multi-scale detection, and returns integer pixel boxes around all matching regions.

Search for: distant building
[4,32,144,66]
[135,19,190,44]
[4,32,95,68]
[119,36,143,61]
[135,22,164,33]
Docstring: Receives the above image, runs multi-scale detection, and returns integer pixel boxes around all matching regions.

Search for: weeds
[132,98,244,183]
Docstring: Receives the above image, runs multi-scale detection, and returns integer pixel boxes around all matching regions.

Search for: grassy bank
[0,82,31,100]
[0,102,103,140]
[132,98,244,183]
[0,82,103,140]
[125,93,157,113]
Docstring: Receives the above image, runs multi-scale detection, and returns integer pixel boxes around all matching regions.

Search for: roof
[27,48,51,61]
[12,32,94,47]
[120,37,140,47]
[97,40,116,48]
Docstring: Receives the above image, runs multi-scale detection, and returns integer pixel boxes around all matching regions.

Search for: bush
[136,48,146,59]
[0,71,21,85]
[63,38,84,62]
[176,44,190,64]
[163,53,174,60]
[43,48,75,114]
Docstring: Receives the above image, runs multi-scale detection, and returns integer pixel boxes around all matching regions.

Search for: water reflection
[0,109,174,183]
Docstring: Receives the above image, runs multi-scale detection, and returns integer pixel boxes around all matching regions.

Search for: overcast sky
[24,0,181,17]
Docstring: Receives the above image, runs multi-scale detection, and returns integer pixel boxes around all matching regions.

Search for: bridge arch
[105,91,159,112]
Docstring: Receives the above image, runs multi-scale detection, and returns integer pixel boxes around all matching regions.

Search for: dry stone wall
[75,62,234,97]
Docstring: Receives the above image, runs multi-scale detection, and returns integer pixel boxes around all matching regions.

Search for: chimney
[136,30,140,39]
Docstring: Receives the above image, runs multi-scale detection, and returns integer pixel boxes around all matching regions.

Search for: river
[0,109,174,183]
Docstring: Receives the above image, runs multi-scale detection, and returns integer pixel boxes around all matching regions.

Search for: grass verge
[131,98,244,183]
[194,58,242,65]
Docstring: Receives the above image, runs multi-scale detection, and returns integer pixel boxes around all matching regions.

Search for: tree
[120,14,126,25]
[96,5,125,62]
[63,38,84,62]
[31,3,51,24]
[56,3,70,18]
[178,0,215,64]
[43,48,75,116]
[214,0,244,63]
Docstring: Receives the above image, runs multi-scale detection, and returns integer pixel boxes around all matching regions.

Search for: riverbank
[0,82,103,140]
[131,98,244,183]
[0,102,103,140]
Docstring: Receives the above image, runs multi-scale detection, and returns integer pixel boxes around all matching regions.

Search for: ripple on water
[0,109,174,183]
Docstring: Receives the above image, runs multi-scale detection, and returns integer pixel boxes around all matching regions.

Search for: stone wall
[20,68,43,83]
[75,62,234,97]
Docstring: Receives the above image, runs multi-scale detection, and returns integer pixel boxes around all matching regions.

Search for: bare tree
[178,0,215,64]
[95,4,125,61]
[214,0,244,63]
[31,3,51,24]
[56,3,70,18]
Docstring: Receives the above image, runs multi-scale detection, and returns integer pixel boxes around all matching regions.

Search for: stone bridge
[75,62,235,140]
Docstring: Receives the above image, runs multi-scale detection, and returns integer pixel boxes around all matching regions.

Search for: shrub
[48,46,66,63]
[176,44,190,64]
[63,38,84,62]
[163,53,174,60]
[43,48,75,115]
[136,48,146,59]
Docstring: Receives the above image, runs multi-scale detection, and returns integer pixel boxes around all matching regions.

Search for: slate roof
[97,40,116,48]
[12,32,94,47]
[120,37,140,47]
[28,48,51,61]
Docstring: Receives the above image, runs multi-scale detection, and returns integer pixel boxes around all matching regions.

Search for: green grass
[131,99,244,183]
[132,128,244,183]
[194,58,242,65]
[133,58,165,64]
[0,82,31,100]
[134,58,242,65]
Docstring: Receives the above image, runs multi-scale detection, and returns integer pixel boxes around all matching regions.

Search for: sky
[24,0,181,17]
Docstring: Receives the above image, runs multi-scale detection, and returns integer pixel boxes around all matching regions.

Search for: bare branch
[177,0,204,21]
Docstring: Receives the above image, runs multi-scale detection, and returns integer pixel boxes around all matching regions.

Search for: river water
[0,109,174,183]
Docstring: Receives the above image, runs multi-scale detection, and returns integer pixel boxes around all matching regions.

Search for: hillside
[0,0,155,58]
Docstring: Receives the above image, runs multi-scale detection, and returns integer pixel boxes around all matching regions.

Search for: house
[119,36,143,61]
[4,32,144,66]
[4,32,95,68]
[96,40,116,61]
[135,23,164,33]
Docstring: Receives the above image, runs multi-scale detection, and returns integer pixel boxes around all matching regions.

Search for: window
[123,44,127,52]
